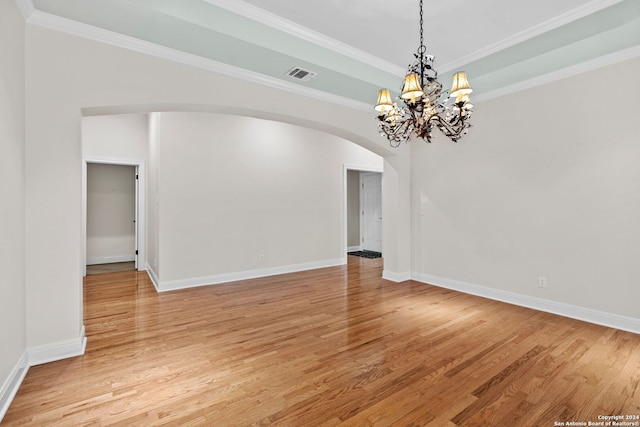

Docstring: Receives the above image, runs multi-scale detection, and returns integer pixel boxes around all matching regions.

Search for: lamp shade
[401,73,424,101]
[450,71,472,98]
[374,89,394,113]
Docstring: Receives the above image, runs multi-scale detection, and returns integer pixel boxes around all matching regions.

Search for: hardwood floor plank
[3,257,640,426]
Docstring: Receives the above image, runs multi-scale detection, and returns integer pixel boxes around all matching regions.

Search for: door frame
[82,158,146,276]
[343,164,383,263]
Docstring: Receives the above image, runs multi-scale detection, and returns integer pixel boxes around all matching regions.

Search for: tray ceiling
[24,0,640,108]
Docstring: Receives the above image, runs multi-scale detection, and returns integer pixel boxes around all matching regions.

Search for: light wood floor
[4,257,640,426]
[86,261,135,275]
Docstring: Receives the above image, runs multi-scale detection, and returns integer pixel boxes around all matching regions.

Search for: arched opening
[81,108,386,293]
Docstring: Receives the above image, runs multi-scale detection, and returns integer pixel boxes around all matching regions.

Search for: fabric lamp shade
[375,89,394,113]
[450,71,472,98]
[401,73,424,101]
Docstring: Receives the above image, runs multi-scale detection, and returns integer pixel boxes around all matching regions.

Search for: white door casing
[134,166,139,269]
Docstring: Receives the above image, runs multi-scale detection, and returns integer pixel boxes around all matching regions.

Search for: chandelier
[374,0,474,147]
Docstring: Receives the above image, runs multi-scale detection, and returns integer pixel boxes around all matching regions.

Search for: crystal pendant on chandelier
[374,0,474,147]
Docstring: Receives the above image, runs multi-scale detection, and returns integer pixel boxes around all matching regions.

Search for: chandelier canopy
[374,0,474,147]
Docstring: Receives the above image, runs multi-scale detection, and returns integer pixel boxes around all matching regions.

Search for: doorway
[82,160,146,276]
[344,166,383,259]
[360,172,382,253]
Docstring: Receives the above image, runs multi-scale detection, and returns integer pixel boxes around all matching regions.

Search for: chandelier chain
[419,0,423,49]
[418,0,426,58]
[418,0,425,80]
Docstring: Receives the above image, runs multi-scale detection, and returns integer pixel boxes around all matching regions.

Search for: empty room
[1,0,639,425]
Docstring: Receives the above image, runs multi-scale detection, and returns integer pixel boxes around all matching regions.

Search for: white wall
[347,170,360,248]
[382,149,412,281]
[82,114,149,268]
[147,113,161,277]
[23,23,396,349]
[0,0,26,418]
[411,57,640,322]
[82,114,149,161]
[86,164,136,264]
[152,112,382,285]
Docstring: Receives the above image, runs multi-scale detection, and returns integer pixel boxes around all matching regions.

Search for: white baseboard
[1,326,87,422]
[0,352,29,423]
[28,325,87,366]
[382,270,411,282]
[412,272,640,335]
[155,258,345,292]
[146,264,160,292]
[86,255,135,265]
[347,246,362,252]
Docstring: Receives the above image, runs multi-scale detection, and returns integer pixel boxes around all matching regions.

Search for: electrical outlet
[259,254,264,263]
[538,276,547,289]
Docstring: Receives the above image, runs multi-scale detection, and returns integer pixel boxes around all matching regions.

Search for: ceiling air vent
[286,67,316,82]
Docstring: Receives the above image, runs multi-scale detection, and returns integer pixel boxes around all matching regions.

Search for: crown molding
[204,0,405,77]
[24,1,635,110]
[14,0,34,21]
[474,44,640,103]
[27,10,372,113]
[440,0,624,72]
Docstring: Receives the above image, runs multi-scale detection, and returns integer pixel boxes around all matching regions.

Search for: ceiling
[25,0,640,109]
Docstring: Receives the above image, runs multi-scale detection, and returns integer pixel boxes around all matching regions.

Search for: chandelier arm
[377,116,412,147]
[427,110,471,142]
[393,118,413,146]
